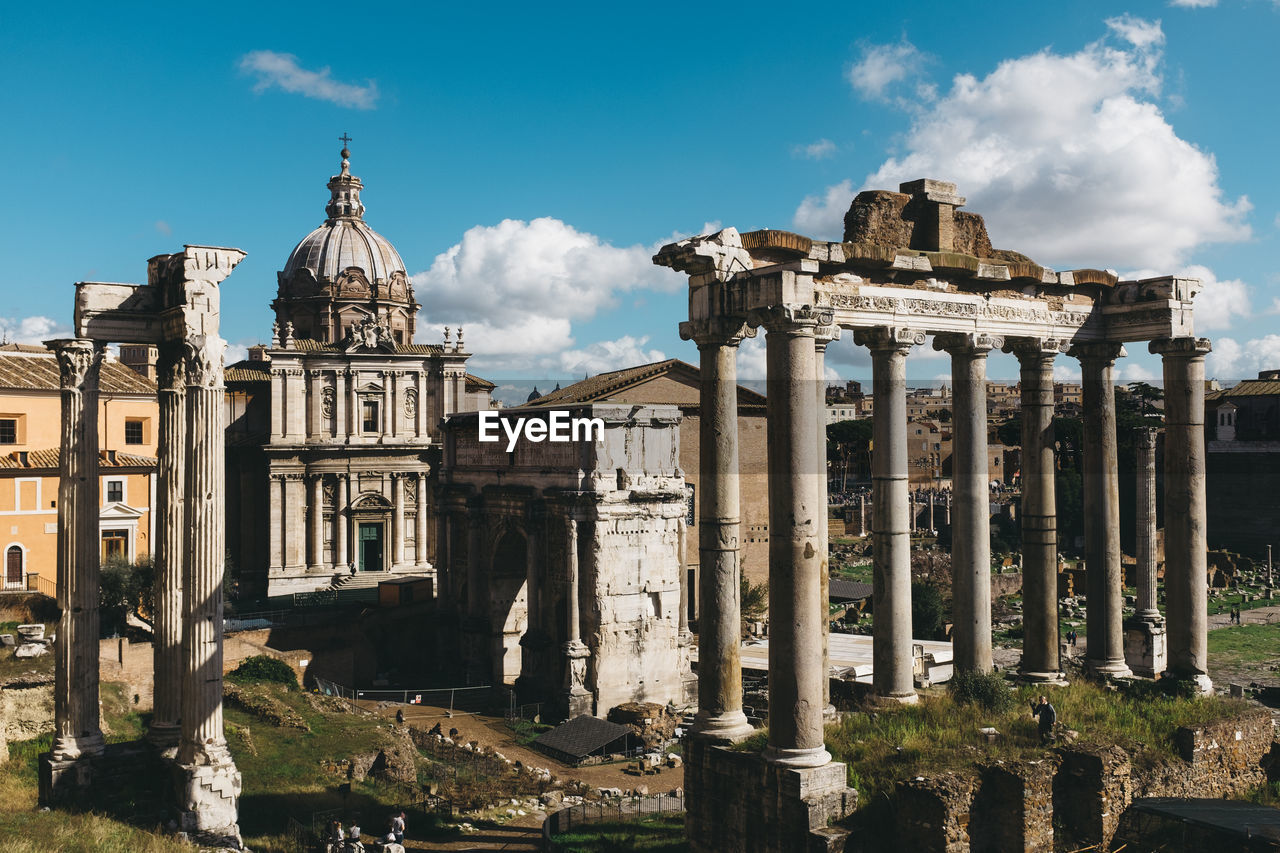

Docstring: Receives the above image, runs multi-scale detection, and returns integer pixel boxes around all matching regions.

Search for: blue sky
[3,0,1278,388]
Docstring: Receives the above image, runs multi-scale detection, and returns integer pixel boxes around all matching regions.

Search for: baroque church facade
[225,147,493,598]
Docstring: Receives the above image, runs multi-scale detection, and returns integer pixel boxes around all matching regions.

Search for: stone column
[1074,342,1130,678]
[937,333,1000,674]
[762,306,830,767]
[563,513,591,716]
[391,473,405,570]
[308,369,323,440]
[815,325,839,717]
[177,334,241,833]
[1135,428,1160,619]
[333,371,346,440]
[335,474,350,571]
[269,368,284,441]
[268,473,284,571]
[49,339,106,760]
[687,324,754,743]
[382,371,392,437]
[346,370,358,439]
[856,326,924,704]
[416,369,428,439]
[149,345,185,748]
[416,474,430,568]
[1151,337,1212,692]
[389,371,399,439]
[1012,339,1066,683]
[307,474,325,573]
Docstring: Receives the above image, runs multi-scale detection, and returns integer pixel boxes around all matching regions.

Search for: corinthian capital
[183,335,226,389]
[1149,336,1211,359]
[47,339,104,390]
[852,326,925,353]
[933,332,1003,355]
[679,317,755,347]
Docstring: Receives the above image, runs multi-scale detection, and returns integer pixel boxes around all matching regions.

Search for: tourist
[347,821,364,852]
[391,811,406,844]
[1031,695,1057,745]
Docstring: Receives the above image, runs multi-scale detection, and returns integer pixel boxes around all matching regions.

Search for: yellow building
[0,343,158,593]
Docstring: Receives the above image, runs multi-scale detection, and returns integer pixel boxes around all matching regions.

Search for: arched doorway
[349,492,392,572]
[490,529,528,685]
[5,545,23,590]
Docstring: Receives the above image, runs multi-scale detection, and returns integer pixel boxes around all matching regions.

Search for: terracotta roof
[526,359,767,408]
[465,373,495,391]
[0,449,157,470]
[225,360,271,384]
[285,338,445,355]
[1208,379,1280,400]
[0,351,155,394]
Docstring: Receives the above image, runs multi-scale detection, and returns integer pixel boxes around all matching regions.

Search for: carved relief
[55,340,103,390]
[321,387,335,419]
[388,271,409,300]
[322,479,336,507]
[337,268,371,295]
[404,387,418,418]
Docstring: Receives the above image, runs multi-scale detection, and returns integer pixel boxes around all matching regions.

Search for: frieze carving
[54,340,103,390]
[818,291,1093,329]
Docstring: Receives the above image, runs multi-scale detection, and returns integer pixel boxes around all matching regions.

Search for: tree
[827,418,873,489]
[740,574,768,621]
[99,555,154,638]
[911,581,948,641]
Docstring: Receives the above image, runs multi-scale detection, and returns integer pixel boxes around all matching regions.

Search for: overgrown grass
[825,680,1249,803]
[1208,621,1280,669]
[550,813,687,852]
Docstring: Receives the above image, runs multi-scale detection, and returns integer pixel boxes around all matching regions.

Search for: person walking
[391,811,405,845]
[1031,695,1057,745]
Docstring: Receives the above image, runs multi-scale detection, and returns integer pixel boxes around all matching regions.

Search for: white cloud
[793,139,837,160]
[1119,361,1158,381]
[1207,335,1280,379]
[1268,297,1280,315]
[802,20,1250,271]
[154,220,172,236]
[1169,0,1217,7]
[848,41,927,102]
[550,335,666,375]
[412,217,683,371]
[239,51,378,110]
[0,315,70,345]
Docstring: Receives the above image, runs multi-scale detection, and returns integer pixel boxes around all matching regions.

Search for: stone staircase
[323,571,430,605]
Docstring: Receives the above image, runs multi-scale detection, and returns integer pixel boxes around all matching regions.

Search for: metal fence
[543,793,686,845]
[312,677,498,718]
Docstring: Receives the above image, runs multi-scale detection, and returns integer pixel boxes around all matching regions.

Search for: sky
[3,0,1279,393]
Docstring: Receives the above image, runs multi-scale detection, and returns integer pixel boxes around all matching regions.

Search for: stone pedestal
[562,639,593,719]
[1123,619,1168,678]
[38,753,95,805]
[685,738,855,853]
[175,761,244,847]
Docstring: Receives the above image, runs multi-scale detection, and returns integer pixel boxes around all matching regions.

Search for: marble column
[389,371,399,439]
[177,334,241,831]
[1152,337,1213,692]
[149,345,185,748]
[308,370,323,440]
[1012,339,1065,682]
[688,325,754,743]
[1075,342,1131,678]
[269,368,284,441]
[856,326,923,704]
[382,371,392,437]
[815,325,839,717]
[346,370,358,439]
[334,371,346,440]
[937,333,1000,674]
[307,474,325,573]
[416,474,430,568]
[1135,428,1160,619]
[49,339,106,760]
[336,474,350,571]
[763,307,830,767]
[391,473,405,569]
[268,474,284,571]
[416,370,428,439]
[563,513,591,716]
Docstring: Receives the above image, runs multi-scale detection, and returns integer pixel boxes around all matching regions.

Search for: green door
[358,523,383,572]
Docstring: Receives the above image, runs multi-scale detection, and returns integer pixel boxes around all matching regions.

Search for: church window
[362,400,380,433]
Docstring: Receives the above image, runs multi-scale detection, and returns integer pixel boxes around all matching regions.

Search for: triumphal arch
[39,246,246,846]
[655,180,1211,852]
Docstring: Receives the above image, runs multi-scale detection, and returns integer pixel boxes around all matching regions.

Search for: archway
[490,528,528,685]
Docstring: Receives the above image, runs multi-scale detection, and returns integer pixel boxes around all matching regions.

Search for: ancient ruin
[655,179,1212,852]
[39,246,246,845]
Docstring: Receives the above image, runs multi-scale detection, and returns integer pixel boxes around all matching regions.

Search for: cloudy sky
[4,1,1278,387]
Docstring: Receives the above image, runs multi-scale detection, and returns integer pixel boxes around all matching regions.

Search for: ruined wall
[1206,448,1280,558]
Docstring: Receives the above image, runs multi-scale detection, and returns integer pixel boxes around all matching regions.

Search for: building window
[124,419,145,444]
[0,419,15,444]
[106,480,124,503]
[362,400,380,433]
[101,529,128,563]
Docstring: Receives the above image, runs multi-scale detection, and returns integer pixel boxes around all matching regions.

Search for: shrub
[911,581,947,641]
[227,655,298,689]
[949,669,1015,713]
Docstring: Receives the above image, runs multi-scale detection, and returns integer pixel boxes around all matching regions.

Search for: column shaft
[1014,342,1063,681]
[764,315,830,767]
[859,328,920,703]
[149,346,185,746]
[416,474,430,567]
[308,371,323,440]
[333,371,345,439]
[50,339,105,759]
[690,337,753,742]
[178,335,234,767]
[1135,429,1160,617]
[392,474,405,569]
[1077,344,1130,677]
[336,474,350,571]
[308,475,325,572]
[382,372,392,436]
[815,331,836,714]
[1153,337,1212,690]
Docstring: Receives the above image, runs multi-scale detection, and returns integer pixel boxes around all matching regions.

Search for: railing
[543,793,686,847]
[312,677,497,717]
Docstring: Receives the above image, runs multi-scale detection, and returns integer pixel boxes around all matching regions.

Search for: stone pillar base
[685,738,856,853]
[1123,618,1167,679]
[1017,669,1069,687]
[146,723,182,757]
[1086,659,1133,680]
[871,690,920,707]
[175,761,243,849]
[38,753,95,806]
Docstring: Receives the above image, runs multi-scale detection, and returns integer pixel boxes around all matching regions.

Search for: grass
[0,623,56,684]
[1208,621,1280,670]
[550,813,687,852]
[821,679,1249,804]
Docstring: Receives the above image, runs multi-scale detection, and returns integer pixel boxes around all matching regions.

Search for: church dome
[281,147,406,283]
[272,143,419,345]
